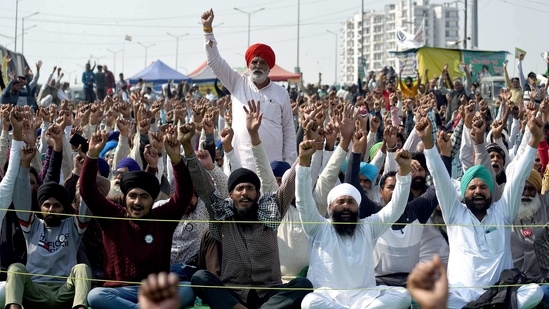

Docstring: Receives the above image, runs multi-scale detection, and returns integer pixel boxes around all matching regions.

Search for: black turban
[120,171,160,199]
[37,182,71,213]
[227,168,260,193]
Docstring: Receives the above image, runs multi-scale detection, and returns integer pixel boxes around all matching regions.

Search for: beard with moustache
[516,194,541,221]
[43,213,63,227]
[233,197,259,222]
[251,69,269,84]
[411,175,426,191]
[331,209,359,237]
[464,193,493,217]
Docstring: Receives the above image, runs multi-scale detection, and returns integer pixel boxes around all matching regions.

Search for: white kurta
[295,165,411,307]
[424,145,536,307]
[204,33,297,171]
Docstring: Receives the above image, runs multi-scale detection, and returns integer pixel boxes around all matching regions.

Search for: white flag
[396,19,425,50]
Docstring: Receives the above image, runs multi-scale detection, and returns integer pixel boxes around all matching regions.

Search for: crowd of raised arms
[0,7,549,309]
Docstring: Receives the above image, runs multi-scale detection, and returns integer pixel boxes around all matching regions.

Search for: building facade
[340,0,460,84]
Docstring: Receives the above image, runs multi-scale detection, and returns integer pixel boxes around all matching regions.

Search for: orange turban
[245,43,276,69]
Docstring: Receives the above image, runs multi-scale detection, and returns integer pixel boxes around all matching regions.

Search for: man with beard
[297,137,412,309]
[191,100,312,308]
[418,114,544,309]
[486,143,507,185]
[511,169,549,281]
[5,145,92,309]
[201,9,296,171]
[81,127,196,309]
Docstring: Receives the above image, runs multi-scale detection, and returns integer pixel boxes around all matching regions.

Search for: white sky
[0,0,547,86]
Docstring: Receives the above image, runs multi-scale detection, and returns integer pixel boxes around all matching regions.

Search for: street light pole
[22,11,39,54]
[14,0,19,52]
[327,30,338,84]
[167,32,189,70]
[137,42,156,68]
[464,0,468,49]
[234,7,265,47]
[106,48,123,75]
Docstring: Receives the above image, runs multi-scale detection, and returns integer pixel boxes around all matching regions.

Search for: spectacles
[113,170,127,177]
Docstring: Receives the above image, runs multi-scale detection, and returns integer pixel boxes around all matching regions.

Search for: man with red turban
[200,9,297,173]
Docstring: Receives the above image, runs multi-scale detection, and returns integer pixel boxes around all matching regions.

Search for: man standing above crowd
[82,62,96,102]
[103,65,116,95]
[200,8,296,171]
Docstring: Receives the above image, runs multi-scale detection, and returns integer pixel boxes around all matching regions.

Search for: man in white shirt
[416,115,543,309]
[295,139,412,309]
[200,9,296,171]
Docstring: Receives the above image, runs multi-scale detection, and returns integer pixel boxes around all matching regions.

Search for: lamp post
[137,42,156,68]
[234,7,265,47]
[326,30,338,84]
[106,48,123,75]
[21,11,39,54]
[166,32,189,70]
[14,0,19,52]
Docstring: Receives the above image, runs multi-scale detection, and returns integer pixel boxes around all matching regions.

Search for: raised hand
[528,116,543,147]
[383,125,397,152]
[298,140,316,167]
[201,9,214,29]
[149,131,164,154]
[20,144,37,168]
[370,115,380,133]
[196,149,215,170]
[88,130,109,158]
[143,144,159,169]
[352,129,367,154]
[407,255,448,309]
[163,126,182,164]
[470,116,486,145]
[220,127,234,152]
[436,130,451,157]
[138,272,181,309]
[415,118,434,149]
[395,149,412,176]
[243,100,263,135]
[116,117,131,137]
[177,122,196,146]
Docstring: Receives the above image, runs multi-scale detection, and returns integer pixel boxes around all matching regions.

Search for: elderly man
[80,127,195,309]
[296,136,413,309]
[511,169,549,280]
[200,9,296,171]
[417,114,544,308]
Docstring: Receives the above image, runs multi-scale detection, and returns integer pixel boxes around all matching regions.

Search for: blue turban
[340,160,378,182]
[359,162,378,182]
[116,158,141,172]
[270,161,291,178]
[99,140,118,159]
[460,165,494,198]
[97,158,110,178]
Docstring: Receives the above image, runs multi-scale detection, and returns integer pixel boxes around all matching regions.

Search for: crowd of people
[0,7,549,309]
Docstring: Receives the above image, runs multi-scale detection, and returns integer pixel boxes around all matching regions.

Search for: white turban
[327,183,362,210]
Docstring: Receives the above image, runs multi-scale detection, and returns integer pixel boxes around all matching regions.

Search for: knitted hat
[120,171,160,199]
[486,143,506,165]
[227,168,260,193]
[38,182,71,214]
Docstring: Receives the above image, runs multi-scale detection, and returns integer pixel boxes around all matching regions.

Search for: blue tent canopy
[128,60,190,84]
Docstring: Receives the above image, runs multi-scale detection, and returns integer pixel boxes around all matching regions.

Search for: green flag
[515,47,527,59]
